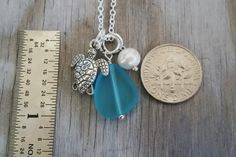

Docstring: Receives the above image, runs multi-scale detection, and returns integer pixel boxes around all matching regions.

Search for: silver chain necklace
[71,0,141,119]
[97,0,116,33]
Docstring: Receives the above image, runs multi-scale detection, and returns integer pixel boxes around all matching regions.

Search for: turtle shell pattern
[74,56,98,93]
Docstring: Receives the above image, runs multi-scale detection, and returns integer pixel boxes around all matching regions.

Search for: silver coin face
[141,44,203,103]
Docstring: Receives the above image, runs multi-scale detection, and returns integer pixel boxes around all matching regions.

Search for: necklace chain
[97,0,117,33]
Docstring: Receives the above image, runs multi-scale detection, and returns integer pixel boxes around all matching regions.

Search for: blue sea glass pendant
[94,64,139,119]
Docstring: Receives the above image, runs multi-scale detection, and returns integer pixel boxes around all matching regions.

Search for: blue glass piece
[93,64,139,119]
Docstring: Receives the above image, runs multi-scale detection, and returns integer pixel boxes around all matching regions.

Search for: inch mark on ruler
[8,30,60,157]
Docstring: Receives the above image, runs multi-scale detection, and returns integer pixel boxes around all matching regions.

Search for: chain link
[109,0,117,33]
[97,0,117,33]
[97,0,104,32]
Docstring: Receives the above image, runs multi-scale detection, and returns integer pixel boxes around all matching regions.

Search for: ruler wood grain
[0,0,236,157]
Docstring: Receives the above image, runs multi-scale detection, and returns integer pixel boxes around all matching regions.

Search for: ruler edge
[7,30,27,157]
[7,30,61,157]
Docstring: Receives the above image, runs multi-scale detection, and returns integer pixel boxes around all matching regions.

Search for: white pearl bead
[117,48,141,70]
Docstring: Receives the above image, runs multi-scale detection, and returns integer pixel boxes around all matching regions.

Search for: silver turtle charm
[71,49,109,95]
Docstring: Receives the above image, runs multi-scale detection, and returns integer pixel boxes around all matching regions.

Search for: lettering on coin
[141,44,202,103]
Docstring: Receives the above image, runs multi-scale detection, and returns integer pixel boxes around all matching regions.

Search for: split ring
[102,32,123,54]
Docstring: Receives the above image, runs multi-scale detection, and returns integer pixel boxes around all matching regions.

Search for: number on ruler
[8,30,60,157]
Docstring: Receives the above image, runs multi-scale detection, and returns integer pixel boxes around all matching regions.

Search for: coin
[141,44,202,103]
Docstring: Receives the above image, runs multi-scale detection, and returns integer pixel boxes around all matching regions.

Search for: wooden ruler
[8,30,60,157]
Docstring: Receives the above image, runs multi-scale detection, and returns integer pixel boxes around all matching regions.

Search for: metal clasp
[102,32,124,54]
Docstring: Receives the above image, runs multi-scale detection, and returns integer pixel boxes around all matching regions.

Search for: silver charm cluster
[71,30,141,95]
[97,0,141,70]
[71,0,141,96]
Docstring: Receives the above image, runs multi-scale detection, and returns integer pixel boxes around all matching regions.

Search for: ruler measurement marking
[48,70,58,73]
[46,103,56,106]
[48,81,57,83]
[43,138,54,140]
[48,60,59,63]
[17,115,26,117]
[49,50,59,52]
[41,115,55,117]
[42,150,53,152]
[8,30,60,157]
[50,40,60,41]
[44,126,54,129]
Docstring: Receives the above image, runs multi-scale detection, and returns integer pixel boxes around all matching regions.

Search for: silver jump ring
[89,30,106,50]
[102,32,123,54]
